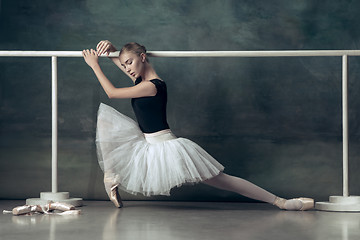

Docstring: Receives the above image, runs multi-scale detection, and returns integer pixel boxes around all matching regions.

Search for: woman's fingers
[97,41,109,56]
[82,49,89,63]
[96,42,104,54]
[96,40,109,49]
[99,45,109,56]
[82,49,97,57]
[96,41,103,49]
[82,49,89,57]
[82,49,99,68]
[96,40,114,56]
[91,49,98,55]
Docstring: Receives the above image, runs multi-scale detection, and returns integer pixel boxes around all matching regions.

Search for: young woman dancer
[82,40,314,210]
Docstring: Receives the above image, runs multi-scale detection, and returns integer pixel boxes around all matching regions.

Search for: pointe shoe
[274,197,314,211]
[110,185,123,208]
[12,205,33,215]
[12,205,44,215]
[49,202,75,211]
[296,198,314,211]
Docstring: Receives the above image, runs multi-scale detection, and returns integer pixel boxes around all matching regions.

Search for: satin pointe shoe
[296,198,314,211]
[48,202,75,211]
[110,185,123,208]
[12,205,44,215]
[274,197,314,211]
[12,205,33,215]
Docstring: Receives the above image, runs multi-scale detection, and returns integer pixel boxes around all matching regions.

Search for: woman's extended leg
[203,173,276,203]
[203,173,314,210]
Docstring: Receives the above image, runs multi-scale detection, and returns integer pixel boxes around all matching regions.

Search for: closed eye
[125,58,133,65]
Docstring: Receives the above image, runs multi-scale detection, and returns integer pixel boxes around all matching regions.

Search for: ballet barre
[1,49,360,57]
[1,49,360,211]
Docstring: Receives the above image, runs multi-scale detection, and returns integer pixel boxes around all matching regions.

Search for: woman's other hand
[82,49,99,69]
[96,40,117,56]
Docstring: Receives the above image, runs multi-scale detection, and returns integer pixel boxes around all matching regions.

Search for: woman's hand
[82,49,99,69]
[96,40,117,56]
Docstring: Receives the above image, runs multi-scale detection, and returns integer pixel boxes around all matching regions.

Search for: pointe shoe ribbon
[273,197,287,210]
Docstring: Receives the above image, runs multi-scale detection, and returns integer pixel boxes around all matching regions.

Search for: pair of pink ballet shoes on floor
[4,202,81,215]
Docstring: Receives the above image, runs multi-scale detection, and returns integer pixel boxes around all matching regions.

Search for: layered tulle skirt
[96,103,224,196]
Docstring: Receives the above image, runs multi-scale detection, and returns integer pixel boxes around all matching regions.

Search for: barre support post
[26,56,82,207]
[315,55,360,211]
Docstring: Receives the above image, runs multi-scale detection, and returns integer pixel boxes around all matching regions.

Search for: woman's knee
[203,172,226,186]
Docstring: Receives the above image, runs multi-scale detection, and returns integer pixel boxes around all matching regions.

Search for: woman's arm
[83,49,156,99]
[96,40,136,82]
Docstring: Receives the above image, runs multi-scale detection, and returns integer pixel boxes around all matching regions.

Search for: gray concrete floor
[1,200,360,240]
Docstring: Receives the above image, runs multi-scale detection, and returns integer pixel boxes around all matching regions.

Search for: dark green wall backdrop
[1,0,360,202]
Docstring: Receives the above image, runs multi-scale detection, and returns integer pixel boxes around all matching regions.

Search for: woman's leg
[203,173,277,204]
[203,173,314,210]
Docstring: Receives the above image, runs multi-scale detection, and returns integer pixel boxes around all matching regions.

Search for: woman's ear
[140,53,146,63]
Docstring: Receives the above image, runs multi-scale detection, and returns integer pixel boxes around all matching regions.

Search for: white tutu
[96,103,224,196]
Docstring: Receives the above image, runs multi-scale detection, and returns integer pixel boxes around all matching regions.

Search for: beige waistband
[144,129,177,144]
[144,129,172,137]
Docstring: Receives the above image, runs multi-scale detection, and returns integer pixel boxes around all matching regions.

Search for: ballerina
[82,40,314,211]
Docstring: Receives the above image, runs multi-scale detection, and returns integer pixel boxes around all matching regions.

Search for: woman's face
[119,51,146,79]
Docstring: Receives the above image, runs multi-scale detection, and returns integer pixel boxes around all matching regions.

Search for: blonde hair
[120,42,148,62]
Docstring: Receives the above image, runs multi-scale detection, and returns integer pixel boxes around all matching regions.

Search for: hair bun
[120,42,149,62]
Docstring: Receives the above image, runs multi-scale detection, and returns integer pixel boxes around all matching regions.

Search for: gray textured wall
[1,0,360,202]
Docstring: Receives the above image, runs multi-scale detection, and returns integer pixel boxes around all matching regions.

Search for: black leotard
[131,78,170,133]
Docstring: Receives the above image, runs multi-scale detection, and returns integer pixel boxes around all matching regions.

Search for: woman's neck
[141,62,160,81]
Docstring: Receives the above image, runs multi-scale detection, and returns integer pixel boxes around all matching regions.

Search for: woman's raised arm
[96,40,136,81]
[83,49,156,99]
